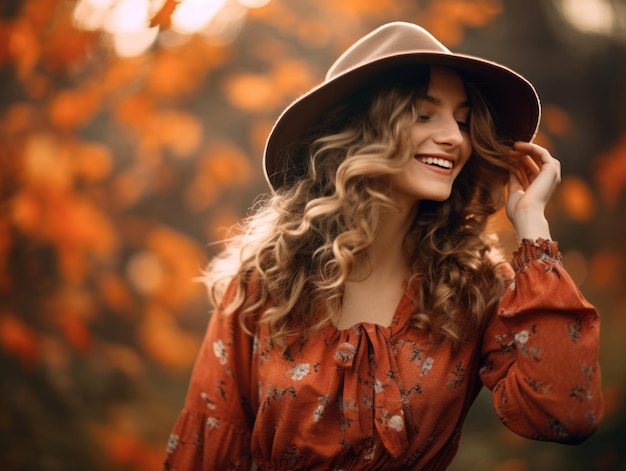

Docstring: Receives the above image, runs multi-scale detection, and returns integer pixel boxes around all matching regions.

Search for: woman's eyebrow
[421,94,470,109]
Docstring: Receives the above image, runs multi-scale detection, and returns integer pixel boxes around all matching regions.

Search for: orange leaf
[144,227,205,309]
[92,422,165,469]
[0,313,39,369]
[542,104,573,136]
[48,195,118,258]
[206,208,242,243]
[99,341,146,377]
[74,141,114,183]
[184,142,253,212]
[56,244,89,283]
[138,304,200,370]
[324,0,399,17]
[0,103,38,137]
[557,175,596,222]
[114,94,155,131]
[22,133,73,193]
[55,313,92,353]
[125,249,164,296]
[149,0,180,29]
[146,51,201,97]
[249,118,275,158]
[0,221,13,293]
[183,177,221,212]
[588,250,620,289]
[112,168,148,209]
[98,273,137,315]
[425,0,503,46]
[272,59,316,99]
[0,21,11,67]
[595,134,626,207]
[107,433,143,465]
[101,58,144,95]
[48,88,101,131]
[8,19,40,79]
[295,21,332,49]
[11,190,43,236]
[147,111,203,159]
[223,72,280,112]
[41,15,97,73]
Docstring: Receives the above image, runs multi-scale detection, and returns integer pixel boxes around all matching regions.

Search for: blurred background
[1,0,625,469]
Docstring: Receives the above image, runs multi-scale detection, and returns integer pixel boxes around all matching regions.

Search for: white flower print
[515,330,530,345]
[207,417,220,429]
[200,392,216,410]
[374,377,384,394]
[166,434,179,453]
[421,357,434,376]
[334,342,356,365]
[388,415,404,432]
[213,339,228,365]
[312,404,325,423]
[288,363,310,380]
[363,442,377,461]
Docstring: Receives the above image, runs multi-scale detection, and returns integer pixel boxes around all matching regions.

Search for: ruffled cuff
[511,238,562,273]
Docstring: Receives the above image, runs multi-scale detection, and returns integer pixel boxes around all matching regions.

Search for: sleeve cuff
[511,238,562,272]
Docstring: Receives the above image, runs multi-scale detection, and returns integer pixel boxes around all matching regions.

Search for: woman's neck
[338,204,417,330]
[354,203,417,281]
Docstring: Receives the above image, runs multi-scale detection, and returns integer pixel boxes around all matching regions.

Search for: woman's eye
[457,121,469,130]
[418,115,431,122]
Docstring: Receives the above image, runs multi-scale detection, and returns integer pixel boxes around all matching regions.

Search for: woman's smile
[390,66,472,207]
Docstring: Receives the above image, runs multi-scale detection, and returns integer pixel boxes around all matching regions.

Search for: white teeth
[418,157,453,169]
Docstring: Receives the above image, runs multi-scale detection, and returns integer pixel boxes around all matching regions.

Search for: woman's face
[390,66,473,208]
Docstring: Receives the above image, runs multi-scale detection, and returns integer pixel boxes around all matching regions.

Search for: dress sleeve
[480,239,603,444]
[164,281,257,470]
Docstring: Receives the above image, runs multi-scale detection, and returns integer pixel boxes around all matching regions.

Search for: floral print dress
[164,240,603,470]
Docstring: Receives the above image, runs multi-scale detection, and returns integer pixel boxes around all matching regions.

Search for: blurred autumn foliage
[1,0,625,470]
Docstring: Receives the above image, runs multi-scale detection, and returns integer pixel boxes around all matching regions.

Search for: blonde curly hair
[205,65,517,346]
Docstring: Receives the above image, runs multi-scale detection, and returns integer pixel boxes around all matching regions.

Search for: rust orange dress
[164,240,603,470]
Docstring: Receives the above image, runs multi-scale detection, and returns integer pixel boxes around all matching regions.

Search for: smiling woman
[164,21,603,470]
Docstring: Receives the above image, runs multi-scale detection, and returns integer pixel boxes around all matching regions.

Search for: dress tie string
[333,324,409,459]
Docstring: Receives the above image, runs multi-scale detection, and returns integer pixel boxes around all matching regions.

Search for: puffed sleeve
[164,280,258,470]
[480,239,603,444]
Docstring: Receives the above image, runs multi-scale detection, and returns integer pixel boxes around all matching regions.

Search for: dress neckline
[325,279,419,338]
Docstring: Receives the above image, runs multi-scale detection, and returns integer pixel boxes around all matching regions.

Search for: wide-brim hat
[263,21,541,190]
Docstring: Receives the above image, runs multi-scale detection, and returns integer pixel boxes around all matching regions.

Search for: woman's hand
[506,141,561,240]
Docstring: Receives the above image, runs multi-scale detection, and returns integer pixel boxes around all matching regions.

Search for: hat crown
[326,22,451,81]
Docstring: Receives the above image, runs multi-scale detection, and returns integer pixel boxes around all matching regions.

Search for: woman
[164,22,603,470]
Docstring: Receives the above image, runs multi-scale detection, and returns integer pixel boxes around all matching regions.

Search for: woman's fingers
[510,142,561,186]
[508,151,539,190]
[513,142,561,179]
[506,141,562,215]
[506,142,559,240]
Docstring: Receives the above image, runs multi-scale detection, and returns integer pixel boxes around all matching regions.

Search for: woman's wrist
[511,210,552,241]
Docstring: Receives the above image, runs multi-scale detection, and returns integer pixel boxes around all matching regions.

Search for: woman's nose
[433,115,464,147]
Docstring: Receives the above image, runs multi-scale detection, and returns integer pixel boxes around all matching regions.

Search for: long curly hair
[205,65,517,346]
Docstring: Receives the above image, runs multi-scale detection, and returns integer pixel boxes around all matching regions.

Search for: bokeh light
[72,0,273,56]
[554,0,622,36]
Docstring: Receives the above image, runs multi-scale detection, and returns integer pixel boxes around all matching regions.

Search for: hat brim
[263,51,540,189]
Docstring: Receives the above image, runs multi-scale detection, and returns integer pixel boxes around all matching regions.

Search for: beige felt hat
[263,21,541,190]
